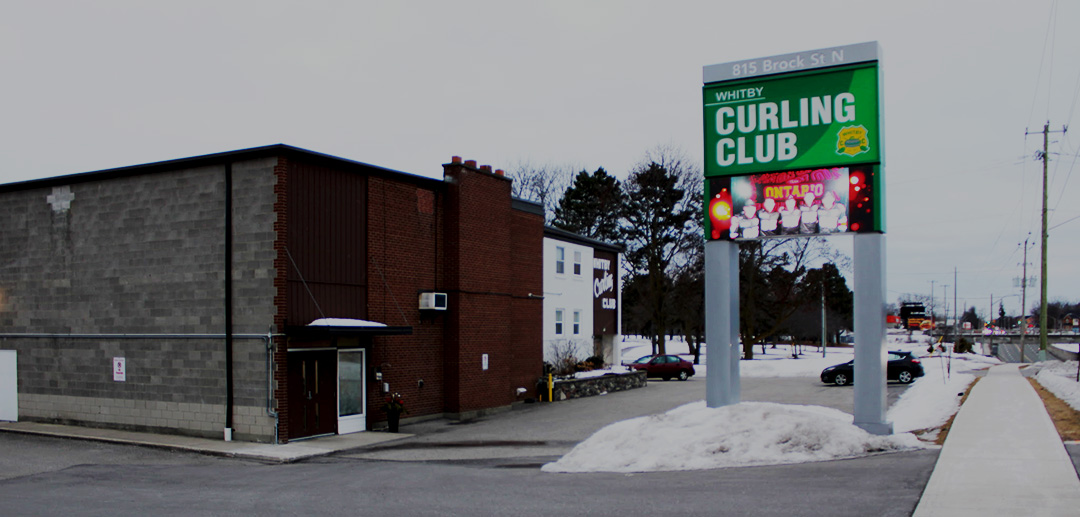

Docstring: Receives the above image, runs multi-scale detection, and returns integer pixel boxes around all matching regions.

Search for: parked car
[819,351,925,386]
[626,355,696,381]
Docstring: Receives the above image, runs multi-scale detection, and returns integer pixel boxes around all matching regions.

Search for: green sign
[703,63,880,177]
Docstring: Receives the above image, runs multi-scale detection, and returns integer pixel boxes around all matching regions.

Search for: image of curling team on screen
[728,167,850,239]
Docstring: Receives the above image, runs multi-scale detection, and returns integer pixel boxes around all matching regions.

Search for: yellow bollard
[547,373,553,402]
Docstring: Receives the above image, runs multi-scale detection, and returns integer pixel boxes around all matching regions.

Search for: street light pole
[943,284,950,340]
[821,281,827,358]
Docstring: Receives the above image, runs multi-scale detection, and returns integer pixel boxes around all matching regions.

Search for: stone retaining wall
[544,371,647,401]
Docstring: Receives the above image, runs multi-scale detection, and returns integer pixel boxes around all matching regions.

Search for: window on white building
[573,310,581,335]
[573,251,582,275]
[555,309,564,335]
[556,246,565,274]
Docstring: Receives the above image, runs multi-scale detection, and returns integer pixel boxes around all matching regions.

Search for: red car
[626,355,696,381]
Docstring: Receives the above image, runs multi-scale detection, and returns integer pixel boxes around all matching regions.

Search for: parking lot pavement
[344,376,910,463]
[0,374,912,467]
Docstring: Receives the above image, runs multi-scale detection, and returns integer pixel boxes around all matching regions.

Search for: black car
[820,351,925,386]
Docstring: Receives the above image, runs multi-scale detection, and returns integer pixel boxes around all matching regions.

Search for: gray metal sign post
[852,233,892,434]
[705,240,740,407]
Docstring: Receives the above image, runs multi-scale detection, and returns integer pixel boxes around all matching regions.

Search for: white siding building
[543,227,622,368]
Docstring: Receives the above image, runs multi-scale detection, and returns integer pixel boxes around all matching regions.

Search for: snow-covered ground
[544,330,1003,473]
[1052,343,1080,354]
[542,401,922,473]
[1030,359,1080,411]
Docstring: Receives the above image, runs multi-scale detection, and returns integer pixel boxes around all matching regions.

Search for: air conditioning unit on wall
[419,292,448,311]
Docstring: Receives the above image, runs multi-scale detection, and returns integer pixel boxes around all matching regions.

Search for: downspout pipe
[265,330,279,444]
[0,333,269,339]
[225,163,234,440]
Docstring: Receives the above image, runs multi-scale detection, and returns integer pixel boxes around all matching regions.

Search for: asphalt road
[0,435,938,516]
[0,375,934,516]
[995,343,1045,363]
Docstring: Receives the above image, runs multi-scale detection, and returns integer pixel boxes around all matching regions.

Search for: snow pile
[887,350,999,433]
[887,368,972,433]
[542,401,922,473]
[573,365,632,379]
[307,318,386,327]
[1053,343,1080,354]
[1033,361,1080,411]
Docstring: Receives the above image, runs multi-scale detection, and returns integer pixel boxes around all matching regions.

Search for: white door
[337,349,366,434]
[0,350,16,421]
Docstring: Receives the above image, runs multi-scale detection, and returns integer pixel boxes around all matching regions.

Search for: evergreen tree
[622,160,699,355]
[961,306,981,329]
[552,168,624,243]
[670,244,705,363]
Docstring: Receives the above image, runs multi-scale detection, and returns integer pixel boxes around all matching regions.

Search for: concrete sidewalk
[0,420,410,463]
[914,363,1080,516]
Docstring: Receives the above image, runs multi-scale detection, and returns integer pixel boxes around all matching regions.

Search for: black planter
[387,410,400,433]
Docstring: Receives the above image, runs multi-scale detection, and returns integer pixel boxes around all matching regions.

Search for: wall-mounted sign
[593,250,618,335]
[113,357,126,382]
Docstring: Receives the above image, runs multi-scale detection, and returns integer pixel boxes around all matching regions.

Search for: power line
[1026,2,1057,126]
[1049,131,1077,223]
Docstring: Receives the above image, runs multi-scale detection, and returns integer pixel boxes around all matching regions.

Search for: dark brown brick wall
[366,178,446,422]
[442,163,543,413]
[275,157,543,437]
[509,208,544,398]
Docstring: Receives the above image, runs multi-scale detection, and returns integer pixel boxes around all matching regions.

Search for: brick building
[0,145,544,442]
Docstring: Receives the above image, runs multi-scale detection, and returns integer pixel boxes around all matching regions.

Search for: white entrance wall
[543,238,595,364]
[0,350,16,421]
[337,349,366,434]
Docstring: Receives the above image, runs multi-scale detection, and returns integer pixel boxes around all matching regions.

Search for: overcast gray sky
[3,1,1078,319]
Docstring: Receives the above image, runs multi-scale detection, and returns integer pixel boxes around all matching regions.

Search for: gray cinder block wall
[0,157,278,441]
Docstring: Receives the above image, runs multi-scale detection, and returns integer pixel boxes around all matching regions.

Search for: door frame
[337,348,367,434]
[286,347,338,440]
[0,350,16,422]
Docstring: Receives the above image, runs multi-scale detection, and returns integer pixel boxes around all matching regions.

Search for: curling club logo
[836,125,869,157]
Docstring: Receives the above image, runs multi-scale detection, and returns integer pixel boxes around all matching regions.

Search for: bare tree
[739,237,849,359]
[505,160,578,223]
[548,339,582,377]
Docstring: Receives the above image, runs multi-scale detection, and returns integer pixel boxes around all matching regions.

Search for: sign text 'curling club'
[711,88,859,166]
[593,257,616,309]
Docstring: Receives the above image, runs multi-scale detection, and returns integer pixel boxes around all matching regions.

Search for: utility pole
[943,284,950,341]
[930,280,935,329]
[954,267,958,341]
[1020,238,1029,362]
[821,280,827,358]
[1027,122,1067,361]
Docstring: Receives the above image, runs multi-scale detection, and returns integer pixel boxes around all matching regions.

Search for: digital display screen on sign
[706,165,878,241]
[703,63,880,177]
